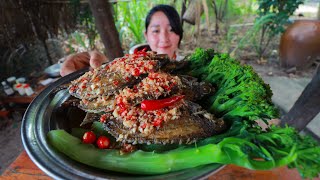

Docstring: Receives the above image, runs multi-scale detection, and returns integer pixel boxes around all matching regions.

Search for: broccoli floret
[187,47,215,65]
[184,48,279,122]
[185,48,216,77]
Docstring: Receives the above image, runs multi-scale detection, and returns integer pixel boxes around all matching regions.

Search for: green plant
[236,0,256,16]
[231,13,276,56]
[114,0,147,48]
[254,0,303,58]
[207,0,256,34]
[70,0,98,50]
[217,26,236,53]
[185,48,278,121]
[210,0,229,34]
[66,31,92,53]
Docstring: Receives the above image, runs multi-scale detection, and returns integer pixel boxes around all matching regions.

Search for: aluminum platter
[21,68,224,180]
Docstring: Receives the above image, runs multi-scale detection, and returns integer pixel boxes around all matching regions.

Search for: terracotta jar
[279,20,320,68]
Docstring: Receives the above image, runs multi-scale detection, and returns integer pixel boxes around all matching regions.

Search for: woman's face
[144,11,180,59]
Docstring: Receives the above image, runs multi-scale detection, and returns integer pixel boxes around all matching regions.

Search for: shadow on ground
[0,111,24,174]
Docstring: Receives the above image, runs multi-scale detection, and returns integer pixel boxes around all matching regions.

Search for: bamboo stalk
[317,2,320,20]
[196,0,201,39]
[180,0,187,26]
[212,0,219,34]
[202,0,210,36]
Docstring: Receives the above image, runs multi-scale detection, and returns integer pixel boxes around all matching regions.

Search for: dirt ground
[0,111,25,174]
[179,27,317,79]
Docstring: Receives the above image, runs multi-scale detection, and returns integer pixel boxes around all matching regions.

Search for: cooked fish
[77,74,215,113]
[68,51,226,146]
[78,96,115,113]
[68,52,170,100]
[179,75,215,101]
[80,112,101,126]
[104,101,226,145]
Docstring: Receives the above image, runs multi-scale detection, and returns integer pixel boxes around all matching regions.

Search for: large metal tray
[21,68,224,179]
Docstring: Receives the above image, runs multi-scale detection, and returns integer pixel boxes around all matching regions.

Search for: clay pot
[279,20,320,69]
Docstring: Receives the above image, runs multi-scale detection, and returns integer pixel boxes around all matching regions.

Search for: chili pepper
[113,80,119,86]
[100,114,107,123]
[140,95,185,111]
[132,68,141,76]
[133,48,138,54]
[134,47,147,54]
[69,86,76,92]
[134,47,148,56]
[153,118,163,127]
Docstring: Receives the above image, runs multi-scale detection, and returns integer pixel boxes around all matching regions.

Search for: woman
[60,4,183,76]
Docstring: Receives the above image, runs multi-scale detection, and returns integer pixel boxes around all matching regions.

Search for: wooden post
[180,0,187,26]
[88,0,123,60]
[317,2,320,20]
[281,66,320,131]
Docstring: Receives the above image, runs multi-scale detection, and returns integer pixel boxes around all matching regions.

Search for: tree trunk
[317,2,320,20]
[212,0,219,34]
[88,0,123,60]
[180,0,187,26]
[280,66,320,131]
[42,39,54,65]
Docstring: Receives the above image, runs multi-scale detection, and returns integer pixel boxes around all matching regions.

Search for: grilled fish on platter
[68,50,226,145]
[69,51,164,100]
[77,73,215,113]
[105,101,226,145]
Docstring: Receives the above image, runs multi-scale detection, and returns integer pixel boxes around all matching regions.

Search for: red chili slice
[140,123,147,129]
[132,68,141,76]
[140,95,185,111]
[134,48,139,54]
[100,114,108,123]
[134,47,148,56]
[153,118,163,127]
[118,100,126,110]
[69,86,76,92]
[113,80,119,86]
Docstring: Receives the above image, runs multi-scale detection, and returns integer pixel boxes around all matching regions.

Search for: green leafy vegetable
[71,128,87,139]
[48,126,320,177]
[48,130,220,174]
[185,48,278,122]
[184,48,320,178]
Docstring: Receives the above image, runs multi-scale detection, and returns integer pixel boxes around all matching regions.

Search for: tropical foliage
[0,0,311,80]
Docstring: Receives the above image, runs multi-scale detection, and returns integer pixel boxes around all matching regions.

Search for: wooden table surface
[1,74,54,105]
[1,85,46,104]
[2,150,317,180]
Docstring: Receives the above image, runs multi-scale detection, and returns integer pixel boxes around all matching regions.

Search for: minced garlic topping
[69,51,158,99]
[69,51,184,135]
[105,72,184,135]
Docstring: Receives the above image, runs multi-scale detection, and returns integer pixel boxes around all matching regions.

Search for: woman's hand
[60,50,108,77]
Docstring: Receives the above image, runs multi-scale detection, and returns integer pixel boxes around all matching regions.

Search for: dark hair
[145,4,183,45]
